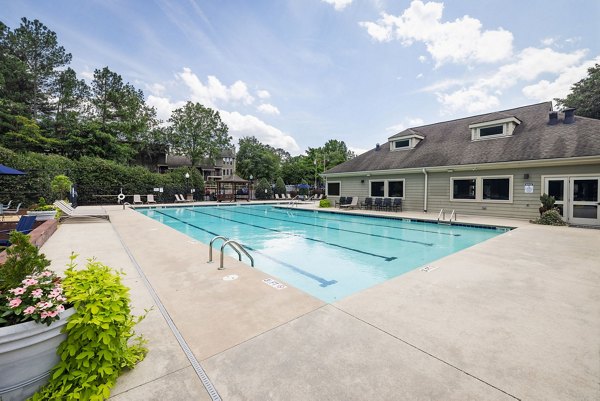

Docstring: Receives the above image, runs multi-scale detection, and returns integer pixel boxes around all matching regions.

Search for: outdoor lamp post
[249,174,253,200]
[185,172,190,200]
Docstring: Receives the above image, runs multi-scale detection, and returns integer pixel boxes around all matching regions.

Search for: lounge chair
[133,194,143,204]
[146,194,157,204]
[337,196,347,207]
[340,197,359,209]
[175,194,186,203]
[0,215,36,246]
[3,202,22,215]
[53,201,109,222]
[373,197,382,210]
[392,198,403,212]
[275,194,281,200]
[361,197,373,210]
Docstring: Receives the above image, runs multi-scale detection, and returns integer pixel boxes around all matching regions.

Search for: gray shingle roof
[325,102,600,174]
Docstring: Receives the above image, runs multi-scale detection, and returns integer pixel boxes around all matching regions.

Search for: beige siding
[328,163,600,219]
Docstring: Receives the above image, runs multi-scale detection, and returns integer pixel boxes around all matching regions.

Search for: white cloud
[416,73,423,79]
[429,47,591,114]
[418,55,427,63]
[220,110,299,152]
[257,103,280,115]
[257,89,271,99]
[522,55,600,101]
[177,68,254,107]
[146,83,166,96]
[359,0,514,66]
[541,37,556,47]
[146,68,300,154]
[348,146,369,156]
[322,0,353,11]
[386,117,425,133]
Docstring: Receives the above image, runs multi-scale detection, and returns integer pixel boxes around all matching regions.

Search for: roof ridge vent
[563,107,576,124]
[548,111,559,125]
[375,143,380,151]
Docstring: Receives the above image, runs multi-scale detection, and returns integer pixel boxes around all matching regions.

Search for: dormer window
[393,139,410,149]
[469,116,521,141]
[388,129,424,151]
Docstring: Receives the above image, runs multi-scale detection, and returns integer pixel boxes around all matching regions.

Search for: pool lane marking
[217,207,435,247]
[266,207,461,236]
[184,208,400,261]
[152,209,338,287]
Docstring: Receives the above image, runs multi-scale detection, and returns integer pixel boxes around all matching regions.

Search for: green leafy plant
[254,178,273,200]
[533,209,568,226]
[274,177,286,196]
[0,231,51,292]
[50,174,73,201]
[319,199,332,208]
[32,196,57,211]
[539,193,556,216]
[31,255,147,401]
[0,231,66,327]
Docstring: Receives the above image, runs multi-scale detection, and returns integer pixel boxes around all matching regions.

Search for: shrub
[32,255,148,401]
[539,193,556,216]
[319,199,331,208]
[255,178,272,200]
[532,209,567,226]
[0,231,51,292]
[50,175,73,201]
[274,177,286,196]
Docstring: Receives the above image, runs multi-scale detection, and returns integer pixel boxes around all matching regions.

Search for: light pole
[185,172,190,200]
[249,174,253,200]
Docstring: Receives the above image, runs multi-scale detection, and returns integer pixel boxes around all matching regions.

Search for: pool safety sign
[524,183,534,193]
[263,278,287,290]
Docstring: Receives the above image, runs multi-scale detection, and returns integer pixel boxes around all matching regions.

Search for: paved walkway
[39,203,600,401]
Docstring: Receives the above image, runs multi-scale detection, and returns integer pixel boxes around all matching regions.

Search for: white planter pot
[26,210,57,221]
[0,307,75,401]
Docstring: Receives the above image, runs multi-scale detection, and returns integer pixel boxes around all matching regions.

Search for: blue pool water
[139,205,506,303]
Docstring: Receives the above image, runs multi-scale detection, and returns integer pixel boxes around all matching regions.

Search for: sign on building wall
[524,183,534,193]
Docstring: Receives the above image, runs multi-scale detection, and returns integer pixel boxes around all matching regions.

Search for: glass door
[544,177,567,219]
[569,177,600,225]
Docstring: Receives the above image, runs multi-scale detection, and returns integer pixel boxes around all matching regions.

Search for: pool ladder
[437,208,457,223]
[208,236,254,270]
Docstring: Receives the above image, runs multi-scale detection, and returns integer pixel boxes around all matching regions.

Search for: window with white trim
[327,181,341,196]
[393,139,410,149]
[451,176,513,202]
[369,179,405,198]
[469,117,521,141]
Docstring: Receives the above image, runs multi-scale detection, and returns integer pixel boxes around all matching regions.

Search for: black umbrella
[0,164,26,175]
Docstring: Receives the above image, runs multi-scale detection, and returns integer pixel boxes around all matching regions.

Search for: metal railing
[219,240,254,270]
[208,236,240,263]
[437,208,456,223]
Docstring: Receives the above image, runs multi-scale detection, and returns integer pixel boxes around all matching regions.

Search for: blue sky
[3,0,599,155]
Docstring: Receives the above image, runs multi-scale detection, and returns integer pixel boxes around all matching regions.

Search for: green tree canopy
[167,102,231,166]
[235,136,281,181]
[274,177,286,195]
[555,63,600,120]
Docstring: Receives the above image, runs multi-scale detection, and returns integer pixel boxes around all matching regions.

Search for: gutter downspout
[422,168,428,213]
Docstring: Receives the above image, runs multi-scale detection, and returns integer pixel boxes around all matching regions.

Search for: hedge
[0,146,205,205]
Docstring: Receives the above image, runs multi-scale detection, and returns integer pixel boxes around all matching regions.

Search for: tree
[7,18,72,119]
[555,63,600,120]
[167,102,231,166]
[254,178,272,200]
[54,67,89,143]
[1,115,59,152]
[274,177,286,195]
[50,174,72,200]
[235,136,281,181]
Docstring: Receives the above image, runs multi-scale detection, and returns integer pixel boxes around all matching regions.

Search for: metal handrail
[122,202,131,210]
[219,240,254,270]
[437,208,445,222]
[208,236,240,263]
[449,210,456,222]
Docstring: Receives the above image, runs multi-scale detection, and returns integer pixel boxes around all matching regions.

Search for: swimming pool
[139,204,507,302]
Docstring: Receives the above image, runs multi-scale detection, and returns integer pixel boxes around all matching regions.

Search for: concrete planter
[26,210,57,221]
[0,307,75,401]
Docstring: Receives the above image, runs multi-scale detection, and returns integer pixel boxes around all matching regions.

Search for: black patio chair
[373,197,382,210]
[392,198,403,212]
[382,198,392,211]
[362,197,373,210]
[338,196,347,207]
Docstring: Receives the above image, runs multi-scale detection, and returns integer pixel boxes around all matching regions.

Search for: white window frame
[469,117,520,141]
[450,175,513,203]
[369,179,405,198]
[392,139,411,150]
[326,181,341,197]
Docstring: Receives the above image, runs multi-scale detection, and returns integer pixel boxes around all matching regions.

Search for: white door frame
[542,174,600,225]
[568,176,600,225]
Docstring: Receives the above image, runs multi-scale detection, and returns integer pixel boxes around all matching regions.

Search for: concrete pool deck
[39,203,600,401]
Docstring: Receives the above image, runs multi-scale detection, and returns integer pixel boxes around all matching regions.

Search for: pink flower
[36,301,53,310]
[9,287,26,295]
[47,310,59,317]
[56,295,67,302]
[22,278,38,287]
[31,288,44,298]
[40,271,53,277]
[49,288,62,299]
[8,298,22,308]
[56,304,65,313]
[24,306,36,315]
[40,311,49,319]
